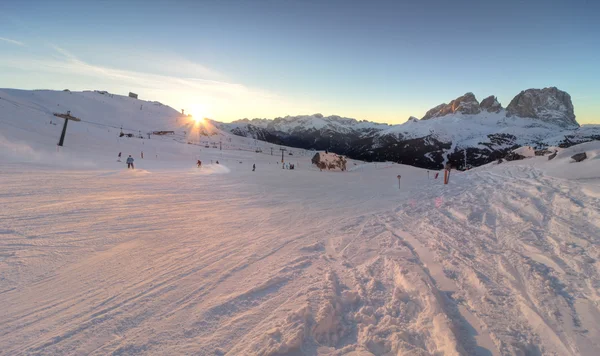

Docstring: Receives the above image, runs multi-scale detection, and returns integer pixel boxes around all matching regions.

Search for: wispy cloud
[44,44,274,99]
[0,44,316,121]
[0,37,25,46]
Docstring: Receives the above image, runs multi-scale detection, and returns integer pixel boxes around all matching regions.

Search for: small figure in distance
[126,155,134,169]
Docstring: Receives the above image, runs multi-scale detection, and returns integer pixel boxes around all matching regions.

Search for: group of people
[119,154,259,172]
[282,163,295,170]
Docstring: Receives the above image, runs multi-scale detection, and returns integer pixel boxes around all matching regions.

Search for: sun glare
[189,104,212,124]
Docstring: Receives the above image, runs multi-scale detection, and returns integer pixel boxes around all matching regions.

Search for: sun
[188,104,212,124]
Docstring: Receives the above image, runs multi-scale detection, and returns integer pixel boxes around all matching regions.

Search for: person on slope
[197,160,202,168]
[126,155,135,169]
[252,164,256,171]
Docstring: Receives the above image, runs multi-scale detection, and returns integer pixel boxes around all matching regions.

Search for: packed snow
[1,89,599,355]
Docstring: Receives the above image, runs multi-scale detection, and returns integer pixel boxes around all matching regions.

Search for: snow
[512,145,536,157]
[378,110,596,150]
[1,89,600,355]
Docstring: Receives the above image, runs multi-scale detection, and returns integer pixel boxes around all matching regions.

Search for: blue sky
[1,0,598,124]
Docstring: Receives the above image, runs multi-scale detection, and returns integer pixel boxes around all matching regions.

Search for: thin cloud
[0,37,25,46]
[45,44,264,98]
[0,44,315,121]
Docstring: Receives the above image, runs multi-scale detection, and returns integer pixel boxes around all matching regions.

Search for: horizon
[1,0,599,124]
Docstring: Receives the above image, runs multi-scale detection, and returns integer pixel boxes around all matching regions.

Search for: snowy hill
[0,88,312,169]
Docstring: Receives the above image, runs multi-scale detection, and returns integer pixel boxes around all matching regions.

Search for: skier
[117,152,122,162]
[126,155,134,169]
[252,164,256,171]
[197,160,202,168]
[216,160,219,164]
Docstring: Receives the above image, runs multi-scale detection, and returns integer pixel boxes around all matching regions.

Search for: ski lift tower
[53,110,81,147]
[280,147,287,163]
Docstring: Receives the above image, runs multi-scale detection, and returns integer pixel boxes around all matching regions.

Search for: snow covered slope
[1,88,599,355]
[1,139,599,355]
[0,88,311,168]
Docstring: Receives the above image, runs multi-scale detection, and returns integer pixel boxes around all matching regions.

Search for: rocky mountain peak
[506,87,577,127]
[479,95,503,113]
[421,92,481,120]
[421,104,447,121]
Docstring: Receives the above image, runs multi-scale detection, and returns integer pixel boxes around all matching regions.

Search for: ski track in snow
[1,160,599,356]
[0,89,599,355]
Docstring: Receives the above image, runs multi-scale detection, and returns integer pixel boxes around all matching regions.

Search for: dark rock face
[421,104,447,121]
[229,125,284,145]
[535,148,552,156]
[347,134,451,169]
[446,135,519,170]
[421,93,481,120]
[480,95,503,113]
[505,152,528,161]
[571,152,587,162]
[558,132,600,148]
[311,152,320,165]
[506,87,577,127]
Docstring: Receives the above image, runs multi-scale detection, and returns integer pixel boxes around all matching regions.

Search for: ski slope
[1,90,600,355]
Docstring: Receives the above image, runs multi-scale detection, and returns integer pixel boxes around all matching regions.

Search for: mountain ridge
[217,87,598,169]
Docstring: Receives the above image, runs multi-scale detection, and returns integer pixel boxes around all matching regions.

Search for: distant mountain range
[217,87,599,169]
[1,87,598,170]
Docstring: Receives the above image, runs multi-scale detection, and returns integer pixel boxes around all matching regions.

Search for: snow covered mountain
[1,87,598,171]
[218,87,600,169]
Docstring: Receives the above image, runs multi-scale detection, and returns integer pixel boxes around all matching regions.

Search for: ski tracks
[393,166,600,356]
[1,165,598,355]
